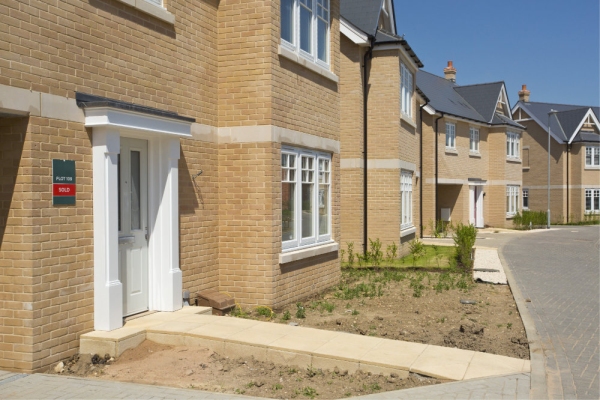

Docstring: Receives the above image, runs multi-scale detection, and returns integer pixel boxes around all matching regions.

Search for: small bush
[453,223,477,272]
[282,310,291,321]
[513,210,547,229]
[296,303,306,319]
[255,306,273,319]
[385,242,398,263]
[368,238,383,266]
[408,239,426,266]
[347,242,355,265]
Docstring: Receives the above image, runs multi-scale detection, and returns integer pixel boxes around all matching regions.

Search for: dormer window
[281,0,330,67]
[401,64,413,119]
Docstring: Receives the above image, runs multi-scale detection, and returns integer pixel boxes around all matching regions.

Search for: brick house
[339,0,424,255]
[512,86,600,223]
[417,63,525,230]
[1,0,342,372]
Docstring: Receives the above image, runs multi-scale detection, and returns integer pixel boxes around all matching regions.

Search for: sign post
[52,159,76,205]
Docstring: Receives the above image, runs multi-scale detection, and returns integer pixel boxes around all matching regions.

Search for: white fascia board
[340,18,370,47]
[373,44,420,70]
[423,105,436,115]
[492,84,510,123]
[569,108,600,144]
[83,107,192,138]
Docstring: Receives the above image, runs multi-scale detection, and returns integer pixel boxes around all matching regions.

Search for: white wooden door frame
[87,107,192,331]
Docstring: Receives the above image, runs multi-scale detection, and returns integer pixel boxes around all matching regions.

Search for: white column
[92,128,122,331]
[148,136,182,311]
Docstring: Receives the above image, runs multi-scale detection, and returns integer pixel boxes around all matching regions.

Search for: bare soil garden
[49,244,529,399]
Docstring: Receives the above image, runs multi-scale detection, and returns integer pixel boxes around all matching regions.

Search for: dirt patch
[50,341,443,398]
[246,270,529,360]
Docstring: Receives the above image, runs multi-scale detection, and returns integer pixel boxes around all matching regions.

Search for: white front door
[118,137,149,317]
[469,185,484,228]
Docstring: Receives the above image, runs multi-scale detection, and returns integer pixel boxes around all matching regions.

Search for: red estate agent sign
[53,159,76,205]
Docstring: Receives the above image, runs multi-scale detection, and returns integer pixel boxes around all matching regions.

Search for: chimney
[518,84,530,102]
[444,61,457,83]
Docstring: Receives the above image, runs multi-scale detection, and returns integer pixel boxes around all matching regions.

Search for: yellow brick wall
[518,119,568,223]
[271,0,341,139]
[422,113,523,229]
[339,36,364,248]
[1,0,219,126]
[179,140,220,294]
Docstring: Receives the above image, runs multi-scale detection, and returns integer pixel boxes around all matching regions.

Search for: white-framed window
[401,64,413,118]
[401,171,413,230]
[506,185,519,216]
[469,128,479,153]
[585,189,600,213]
[282,147,331,250]
[280,0,330,67]
[585,146,600,167]
[506,132,520,159]
[446,123,456,149]
[522,188,529,209]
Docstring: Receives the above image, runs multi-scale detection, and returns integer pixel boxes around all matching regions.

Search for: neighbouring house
[512,86,600,223]
[339,0,424,255]
[0,0,342,373]
[417,63,525,231]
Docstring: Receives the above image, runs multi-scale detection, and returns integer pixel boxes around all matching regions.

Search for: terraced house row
[1,0,597,373]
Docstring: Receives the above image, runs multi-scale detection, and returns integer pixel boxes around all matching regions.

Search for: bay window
[506,132,520,159]
[585,146,600,167]
[280,0,330,66]
[401,171,413,229]
[282,147,331,250]
[506,186,519,216]
[401,64,413,118]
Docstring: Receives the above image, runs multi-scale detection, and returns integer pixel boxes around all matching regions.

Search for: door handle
[118,236,135,244]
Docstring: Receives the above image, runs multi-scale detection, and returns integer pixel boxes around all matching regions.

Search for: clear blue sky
[393,0,599,107]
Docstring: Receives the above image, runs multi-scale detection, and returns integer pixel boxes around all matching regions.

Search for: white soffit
[340,17,370,47]
[83,107,192,138]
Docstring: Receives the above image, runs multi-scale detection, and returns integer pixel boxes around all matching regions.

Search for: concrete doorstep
[80,306,530,382]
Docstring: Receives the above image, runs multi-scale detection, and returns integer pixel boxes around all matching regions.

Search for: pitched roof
[374,30,424,67]
[454,82,504,122]
[340,0,383,38]
[416,71,523,128]
[514,101,600,143]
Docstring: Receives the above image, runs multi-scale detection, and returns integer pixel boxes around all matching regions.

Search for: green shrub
[368,238,383,266]
[347,242,355,265]
[408,239,426,266]
[296,303,306,319]
[385,242,398,263]
[513,210,547,229]
[453,223,477,272]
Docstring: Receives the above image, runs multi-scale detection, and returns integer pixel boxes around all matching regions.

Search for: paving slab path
[480,226,600,399]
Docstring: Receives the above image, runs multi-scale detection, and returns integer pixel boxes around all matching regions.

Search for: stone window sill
[278,45,339,83]
[506,158,522,164]
[522,166,530,171]
[116,0,175,24]
[585,166,600,170]
[279,242,339,264]
[400,226,416,237]
[401,114,417,129]
[445,148,458,155]
[469,152,481,158]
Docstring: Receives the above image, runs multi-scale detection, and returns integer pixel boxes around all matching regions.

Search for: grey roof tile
[454,82,505,122]
[341,0,383,37]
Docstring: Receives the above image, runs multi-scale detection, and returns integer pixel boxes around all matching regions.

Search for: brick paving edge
[497,247,546,400]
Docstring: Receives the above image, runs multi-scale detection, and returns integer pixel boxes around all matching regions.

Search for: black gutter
[418,97,429,238]
[434,113,445,223]
[362,38,374,256]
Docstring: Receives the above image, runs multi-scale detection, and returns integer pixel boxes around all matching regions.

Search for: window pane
[282,182,295,241]
[317,19,327,62]
[302,182,313,238]
[300,1,312,53]
[595,191,600,210]
[281,0,294,43]
[595,148,600,166]
[130,151,141,230]
[318,184,328,235]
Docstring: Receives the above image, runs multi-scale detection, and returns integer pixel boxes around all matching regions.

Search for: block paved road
[483,226,599,399]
